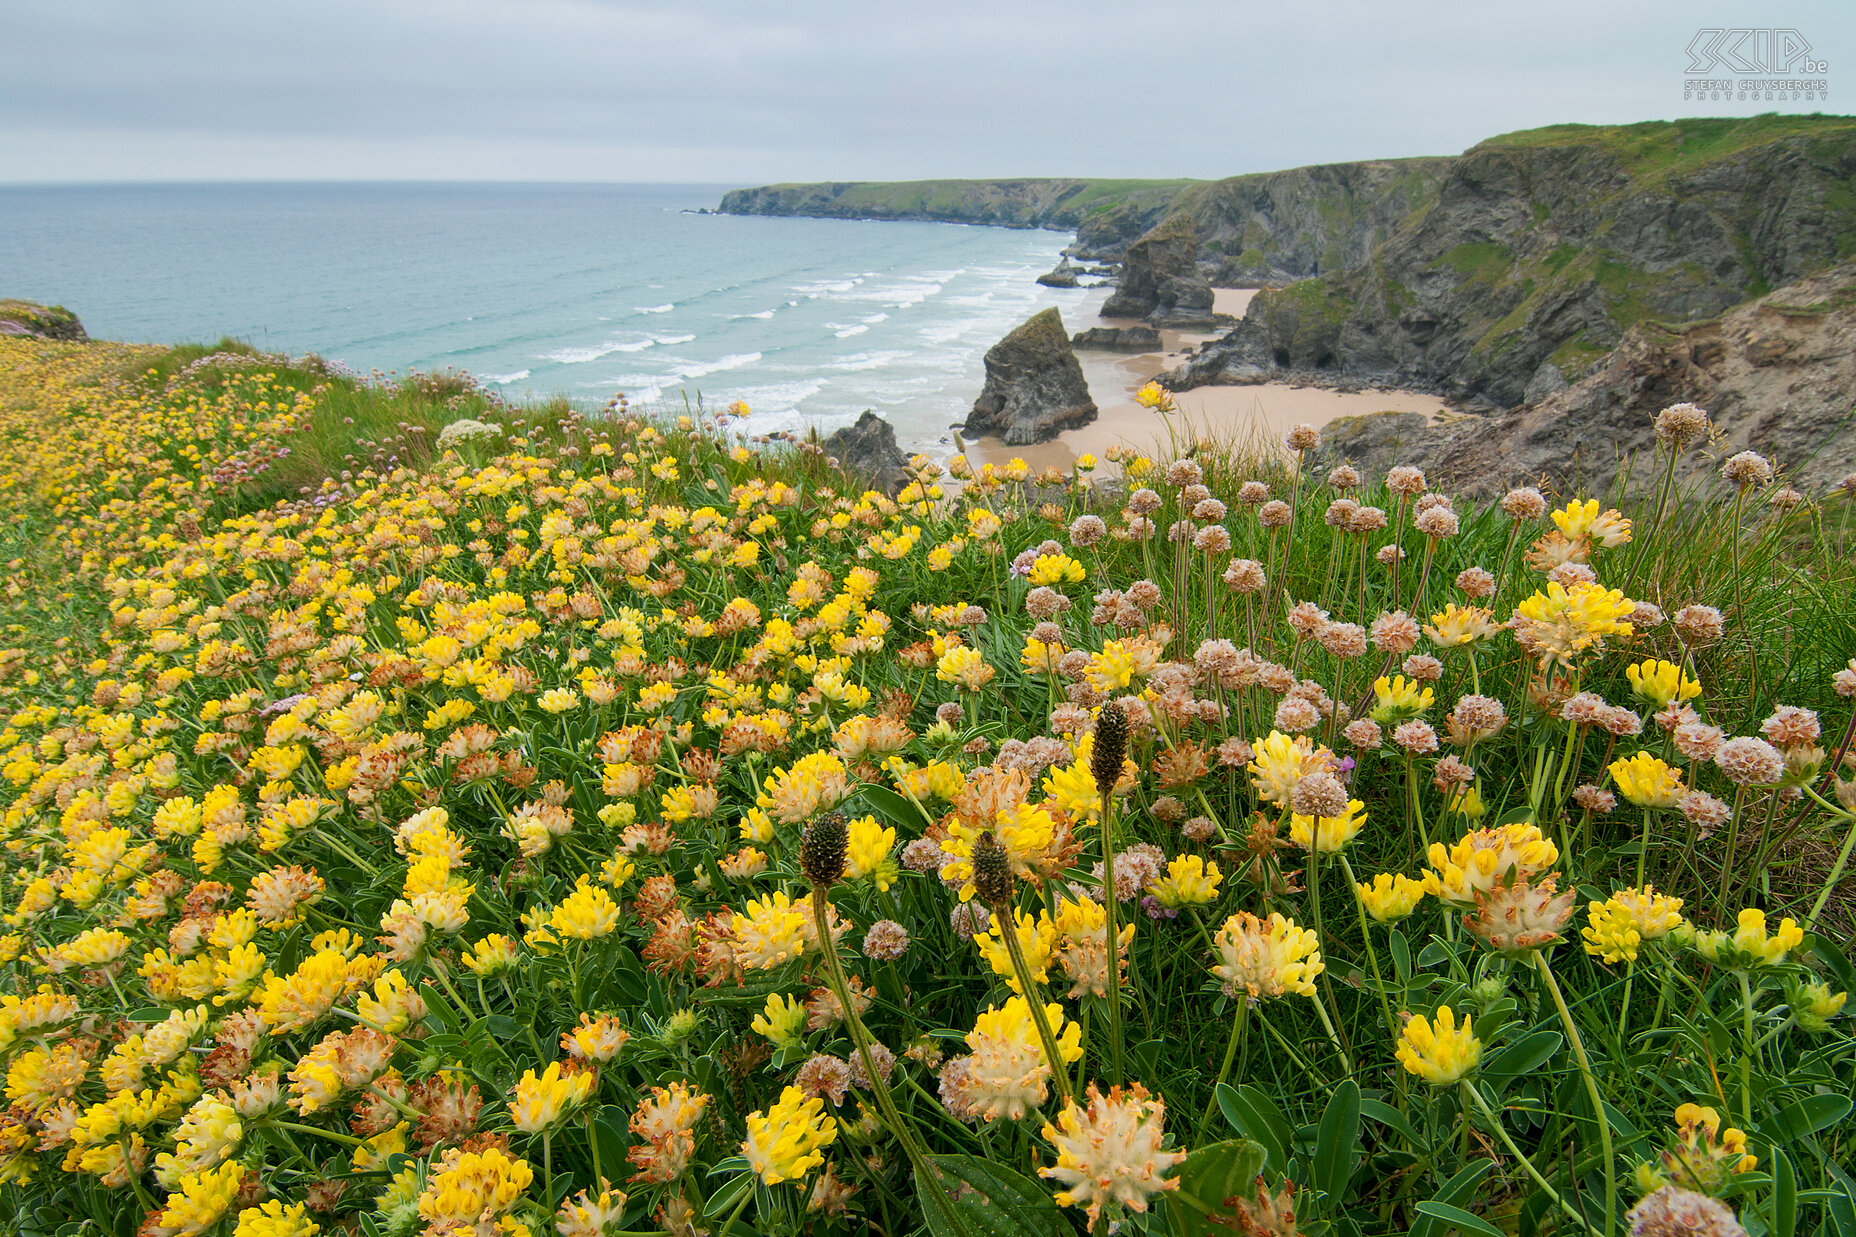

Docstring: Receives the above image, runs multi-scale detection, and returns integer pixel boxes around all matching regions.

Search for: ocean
[0,182,1101,454]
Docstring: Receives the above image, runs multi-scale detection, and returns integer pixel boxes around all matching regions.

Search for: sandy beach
[963,286,1453,472]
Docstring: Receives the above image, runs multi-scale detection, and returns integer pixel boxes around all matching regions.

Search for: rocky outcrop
[1318,262,1856,494]
[1186,116,1856,407]
[1071,325,1162,352]
[825,411,913,494]
[1101,216,1217,327]
[964,308,1097,445]
[1036,257,1081,288]
[1168,158,1454,283]
[0,300,86,342]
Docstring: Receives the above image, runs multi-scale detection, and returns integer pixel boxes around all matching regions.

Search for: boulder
[1071,325,1163,352]
[965,308,1098,446]
[1100,215,1217,326]
[825,411,912,495]
[0,300,86,342]
[1036,257,1080,288]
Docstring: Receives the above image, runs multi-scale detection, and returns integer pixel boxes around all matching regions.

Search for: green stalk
[995,904,1073,1097]
[1736,971,1756,1130]
[1533,951,1614,1237]
[1338,853,1401,1045]
[1199,997,1249,1137]
[1098,790,1126,1084]
[812,888,973,1237]
[1464,1084,1605,1237]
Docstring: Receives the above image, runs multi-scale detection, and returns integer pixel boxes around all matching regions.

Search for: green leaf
[124,1007,172,1022]
[702,1173,754,1218]
[916,1154,1071,1237]
[1388,929,1411,981]
[1760,1094,1853,1144]
[861,783,929,831]
[1167,1139,1269,1237]
[1483,1030,1564,1091]
[1358,1097,1420,1145]
[1769,1147,1796,1237]
[1312,1080,1360,1209]
[1417,940,1452,969]
[1216,1083,1289,1172]
[1409,1161,1495,1237]
[1809,934,1856,995]
[1415,1201,1506,1237]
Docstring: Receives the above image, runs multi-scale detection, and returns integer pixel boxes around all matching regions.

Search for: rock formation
[1318,261,1856,495]
[1036,257,1081,288]
[0,300,86,342]
[1100,216,1217,328]
[825,411,912,495]
[1179,117,1856,407]
[964,308,1097,445]
[1071,325,1162,352]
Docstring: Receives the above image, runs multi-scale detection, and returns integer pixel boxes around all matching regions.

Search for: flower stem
[1098,790,1126,1085]
[1737,970,1756,1130]
[1464,1083,1605,1237]
[995,902,1072,1097]
[1199,997,1249,1137]
[1533,951,1614,1237]
[812,887,973,1237]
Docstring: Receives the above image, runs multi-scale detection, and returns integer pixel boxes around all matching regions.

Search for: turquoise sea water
[0,182,1090,452]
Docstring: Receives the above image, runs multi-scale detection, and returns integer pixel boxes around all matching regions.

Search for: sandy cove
[963,287,1453,472]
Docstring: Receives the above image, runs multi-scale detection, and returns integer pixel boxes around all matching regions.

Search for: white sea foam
[635,303,675,314]
[654,334,696,345]
[861,312,889,324]
[485,369,530,384]
[544,339,652,364]
[737,309,776,320]
[676,352,762,379]
[833,324,869,338]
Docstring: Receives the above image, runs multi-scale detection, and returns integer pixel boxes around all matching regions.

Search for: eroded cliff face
[1317,261,1856,495]
[963,308,1097,446]
[1178,117,1856,407]
[716,179,1187,245]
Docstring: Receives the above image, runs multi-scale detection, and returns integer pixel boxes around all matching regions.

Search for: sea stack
[964,307,1098,445]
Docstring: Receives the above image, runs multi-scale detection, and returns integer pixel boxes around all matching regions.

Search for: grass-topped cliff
[717,177,1197,248]
[1204,114,1856,403]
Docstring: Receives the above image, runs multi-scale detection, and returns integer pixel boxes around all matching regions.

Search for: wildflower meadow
[0,334,1852,1237]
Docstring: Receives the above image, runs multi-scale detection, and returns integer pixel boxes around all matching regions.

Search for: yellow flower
[156,1161,246,1236]
[1248,731,1328,807]
[758,752,851,824]
[1135,382,1175,412]
[1608,752,1683,809]
[1626,659,1701,707]
[1397,1006,1481,1084]
[233,1200,319,1237]
[1552,499,1632,547]
[417,1147,533,1229]
[751,993,808,1050]
[1027,553,1086,587]
[1209,912,1322,999]
[936,644,995,692]
[1288,798,1368,852]
[1448,785,1484,819]
[732,891,813,969]
[509,1061,596,1133]
[1581,886,1685,964]
[1693,908,1803,970]
[1356,873,1426,922]
[461,934,519,975]
[1038,1083,1184,1228]
[1635,1103,1758,1195]
[1086,641,1138,693]
[742,1085,837,1185]
[1512,582,1636,666]
[1370,675,1435,722]
[1788,979,1848,1033]
[973,908,1057,993]
[1424,604,1501,649]
[1423,822,1559,906]
[551,877,621,940]
[844,814,897,890]
[955,996,1084,1121]
[1147,855,1222,907]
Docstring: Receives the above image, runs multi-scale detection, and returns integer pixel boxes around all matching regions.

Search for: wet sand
[964,286,1451,472]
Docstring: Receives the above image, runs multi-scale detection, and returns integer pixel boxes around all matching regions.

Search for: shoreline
[961,285,1454,472]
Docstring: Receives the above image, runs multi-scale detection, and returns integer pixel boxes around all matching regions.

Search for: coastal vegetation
[0,332,1852,1237]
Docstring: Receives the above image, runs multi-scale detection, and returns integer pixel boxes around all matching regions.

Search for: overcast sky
[3,0,1851,184]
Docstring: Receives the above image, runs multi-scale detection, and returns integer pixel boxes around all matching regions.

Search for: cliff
[1319,260,1856,495]
[716,179,1192,253]
[0,300,86,342]
[1178,115,1856,406]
